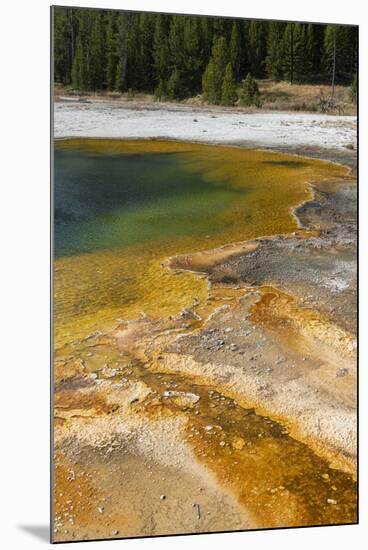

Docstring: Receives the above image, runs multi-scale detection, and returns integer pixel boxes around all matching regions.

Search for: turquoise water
[54,149,246,258]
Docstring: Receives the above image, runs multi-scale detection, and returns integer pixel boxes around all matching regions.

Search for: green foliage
[265,22,285,79]
[154,79,167,101]
[221,63,238,105]
[229,21,242,80]
[167,69,184,100]
[54,7,358,99]
[71,33,86,89]
[89,13,105,90]
[324,24,357,80]
[105,12,118,90]
[153,15,170,85]
[282,23,295,83]
[247,21,268,77]
[202,59,217,103]
[202,36,228,104]
[240,73,260,107]
[53,7,74,84]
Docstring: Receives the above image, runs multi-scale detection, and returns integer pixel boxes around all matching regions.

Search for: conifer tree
[265,22,285,79]
[282,23,312,83]
[153,15,170,89]
[169,16,185,75]
[202,36,228,104]
[89,13,105,90]
[240,73,260,107]
[202,59,217,103]
[293,24,311,82]
[167,68,184,100]
[154,79,167,101]
[324,24,355,81]
[106,12,118,90]
[54,7,73,84]
[248,21,267,77]
[115,12,132,92]
[183,17,203,94]
[221,63,238,105]
[71,9,92,89]
[54,8,358,96]
[126,15,143,89]
[138,13,155,90]
[229,21,242,80]
[200,17,213,62]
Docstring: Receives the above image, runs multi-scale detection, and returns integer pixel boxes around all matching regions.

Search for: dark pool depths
[54,149,245,258]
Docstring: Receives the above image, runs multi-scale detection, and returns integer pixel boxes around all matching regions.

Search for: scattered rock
[160,494,166,500]
[327,498,337,505]
[232,437,245,450]
[163,390,200,407]
[336,367,349,378]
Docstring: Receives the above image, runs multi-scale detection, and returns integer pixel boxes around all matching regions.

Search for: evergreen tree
[202,59,217,103]
[199,17,213,62]
[153,15,170,87]
[182,17,204,94]
[293,24,311,82]
[126,14,143,90]
[247,21,267,77]
[265,22,285,79]
[240,73,260,107]
[54,8,358,96]
[89,12,105,90]
[54,7,74,84]
[167,68,184,100]
[169,16,185,75]
[115,12,132,92]
[306,23,324,77]
[71,33,84,88]
[221,63,238,105]
[106,12,118,90]
[71,9,92,89]
[202,36,228,104]
[138,13,155,90]
[229,21,242,80]
[212,17,232,39]
[283,23,295,84]
[154,79,167,101]
[324,24,356,81]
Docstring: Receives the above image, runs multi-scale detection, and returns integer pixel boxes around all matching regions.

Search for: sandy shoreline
[53,104,357,541]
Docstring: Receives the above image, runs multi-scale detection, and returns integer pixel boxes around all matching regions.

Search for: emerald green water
[54,149,246,258]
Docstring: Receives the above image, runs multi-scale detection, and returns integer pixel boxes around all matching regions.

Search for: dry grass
[54,81,356,115]
[258,80,356,115]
